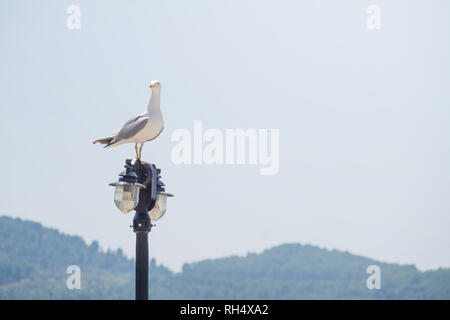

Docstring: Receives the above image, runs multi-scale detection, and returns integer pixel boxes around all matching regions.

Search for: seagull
[93,80,164,159]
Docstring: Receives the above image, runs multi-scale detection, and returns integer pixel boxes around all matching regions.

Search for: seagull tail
[93,136,115,145]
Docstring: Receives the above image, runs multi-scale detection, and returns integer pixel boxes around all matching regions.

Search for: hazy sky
[1,0,449,271]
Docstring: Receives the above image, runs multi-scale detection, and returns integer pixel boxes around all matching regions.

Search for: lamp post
[109,158,173,300]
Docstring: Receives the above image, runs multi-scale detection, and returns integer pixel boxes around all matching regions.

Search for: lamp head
[109,171,145,213]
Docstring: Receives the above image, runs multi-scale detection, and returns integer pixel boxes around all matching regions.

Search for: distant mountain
[0,216,169,299]
[0,216,449,299]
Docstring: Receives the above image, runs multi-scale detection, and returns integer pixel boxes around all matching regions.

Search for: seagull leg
[135,143,139,159]
[138,143,144,160]
[139,143,144,160]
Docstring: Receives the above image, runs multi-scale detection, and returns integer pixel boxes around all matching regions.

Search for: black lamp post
[109,158,173,300]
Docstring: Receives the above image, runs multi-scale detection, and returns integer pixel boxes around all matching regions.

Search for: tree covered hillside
[0,216,449,299]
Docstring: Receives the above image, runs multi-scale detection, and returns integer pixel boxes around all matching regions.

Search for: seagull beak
[149,84,155,88]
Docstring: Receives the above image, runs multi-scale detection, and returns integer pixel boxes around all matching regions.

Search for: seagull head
[149,80,161,90]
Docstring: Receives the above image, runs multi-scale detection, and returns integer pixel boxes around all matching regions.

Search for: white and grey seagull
[93,80,164,159]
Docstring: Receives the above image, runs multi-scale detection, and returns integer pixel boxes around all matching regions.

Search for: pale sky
[1,0,449,271]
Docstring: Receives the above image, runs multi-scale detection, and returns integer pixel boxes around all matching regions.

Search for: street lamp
[109,158,173,300]
[149,173,173,221]
[149,192,172,221]
[109,171,145,213]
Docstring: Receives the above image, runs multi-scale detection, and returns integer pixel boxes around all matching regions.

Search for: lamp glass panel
[149,194,168,221]
[114,185,140,213]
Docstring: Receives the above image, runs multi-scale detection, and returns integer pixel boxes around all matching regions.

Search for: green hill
[0,216,449,299]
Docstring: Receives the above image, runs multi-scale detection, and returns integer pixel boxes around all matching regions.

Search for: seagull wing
[105,116,149,147]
